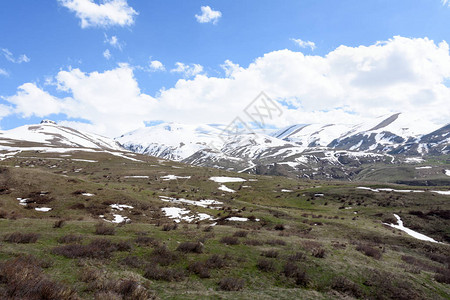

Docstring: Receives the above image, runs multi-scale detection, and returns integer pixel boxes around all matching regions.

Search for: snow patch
[160,174,191,181]
[159,196,223,208]
[35,207,52,212]
[161,207,214,223]
[81,193,95,197]
[226,217,260,222]
[415,166,432,169]
[124,175,149,179]
[445,170,450,177]
[209,176,246,183]
[110,204,134,211]
[218,184,235,193]
[383,214,441,244]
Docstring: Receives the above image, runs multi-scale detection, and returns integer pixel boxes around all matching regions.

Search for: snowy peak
[0,121,121,150]
[115,122,226,161]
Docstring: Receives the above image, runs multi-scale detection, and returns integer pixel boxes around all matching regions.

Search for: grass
[0,150,448,299]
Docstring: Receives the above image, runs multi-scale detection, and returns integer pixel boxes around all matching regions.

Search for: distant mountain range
[0,115,448,180]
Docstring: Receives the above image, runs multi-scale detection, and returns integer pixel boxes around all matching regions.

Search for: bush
[220,236,240,245]
[0,255,76,299]
[135,235,158,246]
[274,224,285,231]
[287,252,306,261]
[218,277,245,291]
[205,254,227,269]
[244,239,263,246]
[57,234,83,244]
[176,241,204,254]
[162,223,177,231]
[311,247,326,258]
[95,223,115,235]
[261,250,279,258]
[265,239,286,246]
[435,268,450,284]
[187,261,210,278]
[257,258,275,272]
[331,276,364,298]
[53,219,66,228]
[150,245,179,266]
[52,239,119,259]
[116,240,132,252]
[356,244,382,260]
[282,262,308,286]
[121,256,144,269]
[144,265,185,282]
[233,230,249,237]
[3,232,40,243]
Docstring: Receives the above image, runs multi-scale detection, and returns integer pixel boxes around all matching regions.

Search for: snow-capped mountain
[116,114,449,180]
[115,123,226,161]
[0,120,123,152]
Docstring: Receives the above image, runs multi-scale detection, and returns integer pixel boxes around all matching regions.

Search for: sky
[0,0,450,137]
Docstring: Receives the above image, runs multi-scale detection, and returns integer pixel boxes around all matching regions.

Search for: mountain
[116,115,449,180]
[0,120,129,159]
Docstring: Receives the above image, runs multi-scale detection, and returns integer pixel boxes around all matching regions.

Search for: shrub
[356,244,382,260]
[261,250,279,258]
[265,239,286,246]
[52,239,118,259]
[435,268,450,284]
[0,255,76,299]
[274,224,285,231]
[287,252,306,261]
[57,234,83,244]
[220,236,240,245]
[135,235,158,246]
[218,277,245,291]
[205,254,227,269]
[244,239,263,246]
[176,241,204,254]
[150,245,179,266]
[187,261,210,278]
[95,223,115,235]
[3,232,40,243]
[116,240,132,252]
[144,265,185,282]
[233,230,249,237]
[162,223,177,231]
[53,219,66,228]
[311,247,326,258]
[282,262,308,286]
[331,276,364,298]
[121,256,144,269]
[257,258,275,272]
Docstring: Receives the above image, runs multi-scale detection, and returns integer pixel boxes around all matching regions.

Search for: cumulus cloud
[195,6,222,24]
[103,49,112,59]
[171,62,204,78]
[2,48,30,63]
[149,60,165,72]
[291,38,316,50]
[443,0,449,6]
[3,36,450,137]
[58,0,138,28]
[0,68,8,77]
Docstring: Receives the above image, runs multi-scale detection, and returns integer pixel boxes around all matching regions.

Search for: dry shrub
[53,219,66,228]
[176,241,204,254]
[135,235,158,246]
[261,250,279,258]
[265,239,286,246]
[0,210,8,219]
[218,277,245,291]
[116,240,132,252]
[58,234,83,244]
[4,232,40,243]
[150,245,179,266]
[0,255,76,299]
[233,230,249,238]
[187,261,210,278]
[162,223,177,231]
[244,239,263,246]
[52,239,118,259]
[364,270,422,300]
[94,223,115,235]
[144,264,185,282]
[205,254,228,269]
[356,244,382,260]
[435,267,450,284]
[287,252,306,261]
[311,247,326,258]
[257,258,275,272]
[282,262,309,286]
[121,256,144,269]
[220,236,240,245]
[274,224,285,231]
[331,276,364,298]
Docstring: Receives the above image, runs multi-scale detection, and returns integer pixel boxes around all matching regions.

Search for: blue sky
[0,0,450,136]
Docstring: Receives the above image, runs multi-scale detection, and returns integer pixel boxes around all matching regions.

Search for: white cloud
[0,68,8,77]
[2,48,30,63]
[443,0,449,6]
[103,49,112,59]
[221,60,242,77]
[149,60,165,72]
[104,34,122,49]
[171,62,204,78]
[291,38,316,50]
[3,36,450,137]
[58,0,138,28]
[195,6,222,24]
